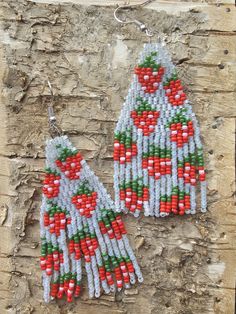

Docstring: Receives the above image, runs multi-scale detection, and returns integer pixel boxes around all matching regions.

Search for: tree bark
[0,1,235,313]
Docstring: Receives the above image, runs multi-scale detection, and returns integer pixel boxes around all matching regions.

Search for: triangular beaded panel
[40,135,143,303]
[114,43,207,218]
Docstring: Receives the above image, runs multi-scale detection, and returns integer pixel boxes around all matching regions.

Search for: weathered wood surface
[0,1,235,313]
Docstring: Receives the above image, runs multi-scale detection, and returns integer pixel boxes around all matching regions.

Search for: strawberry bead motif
[131,98,160,136]
[142,146,172,180]
[42,168,61,198]
[135,52,165,94]
[168,110,194,148]
[119,180,149,213]
[71,183,97,218]
[164,73,187,106]
[113,131,137,164]
[55,146,82,180]
[43,203,68,237]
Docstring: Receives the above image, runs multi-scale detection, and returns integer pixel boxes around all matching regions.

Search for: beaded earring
[113,3,207,218]
[40,82,143,303]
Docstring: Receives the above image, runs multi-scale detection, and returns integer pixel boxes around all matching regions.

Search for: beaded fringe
[40,135,143,303]
[114,43,207,217]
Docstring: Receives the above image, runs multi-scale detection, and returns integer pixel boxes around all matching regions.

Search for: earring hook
[47,80,54,96]
[46,80,62,138]
[113,0,154,38]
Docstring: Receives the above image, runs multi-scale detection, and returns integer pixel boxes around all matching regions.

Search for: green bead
[65,273,71,280]
[74,236,79,242]
[172,187,179,194]
[179,192,185,199]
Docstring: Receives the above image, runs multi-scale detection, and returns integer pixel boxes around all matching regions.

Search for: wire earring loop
[46,80,62,138]
[114,0,154,38]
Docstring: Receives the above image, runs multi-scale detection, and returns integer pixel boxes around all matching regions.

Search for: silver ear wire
[47,80,54,97]
[46,80,62,138]
[113,0,154,39]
